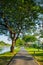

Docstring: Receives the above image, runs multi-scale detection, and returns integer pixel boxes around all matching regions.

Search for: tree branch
[0,23,7,28]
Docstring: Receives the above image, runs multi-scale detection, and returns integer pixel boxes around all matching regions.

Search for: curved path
[8,47,38,65]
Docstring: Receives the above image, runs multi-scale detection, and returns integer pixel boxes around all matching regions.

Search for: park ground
[0,47,43,65]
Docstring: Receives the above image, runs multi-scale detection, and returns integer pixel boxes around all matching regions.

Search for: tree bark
[10,31,20,53]
[10,38,16,52]
[10,33,16,53]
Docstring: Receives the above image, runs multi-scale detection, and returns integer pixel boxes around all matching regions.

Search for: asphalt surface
[8,47,38,65]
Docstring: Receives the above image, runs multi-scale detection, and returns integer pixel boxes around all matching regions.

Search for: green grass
[0,47,20,65]
[25,47,43,65]
[25,47,43,51]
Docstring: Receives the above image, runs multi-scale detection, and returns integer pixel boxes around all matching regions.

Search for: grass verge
[25,47,43,65]
[0,47,20,65]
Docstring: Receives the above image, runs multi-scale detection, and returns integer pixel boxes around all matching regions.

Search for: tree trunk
[10,32,19,53]
[10,38,16,53]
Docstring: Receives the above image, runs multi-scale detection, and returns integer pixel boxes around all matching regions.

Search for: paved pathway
[8,47,38,65]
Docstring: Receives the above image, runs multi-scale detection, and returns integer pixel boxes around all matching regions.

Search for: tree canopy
[0,0,41,35]
[0,0,43,52]
[23,35,37,42]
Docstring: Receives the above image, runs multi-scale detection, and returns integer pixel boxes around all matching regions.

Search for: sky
[0,35,12,44]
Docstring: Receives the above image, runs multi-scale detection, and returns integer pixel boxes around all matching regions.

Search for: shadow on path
[8,47,38,65]
[14,55,33,60]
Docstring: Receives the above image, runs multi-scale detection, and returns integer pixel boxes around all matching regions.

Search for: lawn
[25,47,43,51]
[0,47,20,65]
[25,47,43,65]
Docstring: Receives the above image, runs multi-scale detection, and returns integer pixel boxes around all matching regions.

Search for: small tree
[16,38,25,46]
[23,35,37,42]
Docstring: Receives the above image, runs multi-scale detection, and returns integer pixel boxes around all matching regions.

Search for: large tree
[0,0,42,52]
